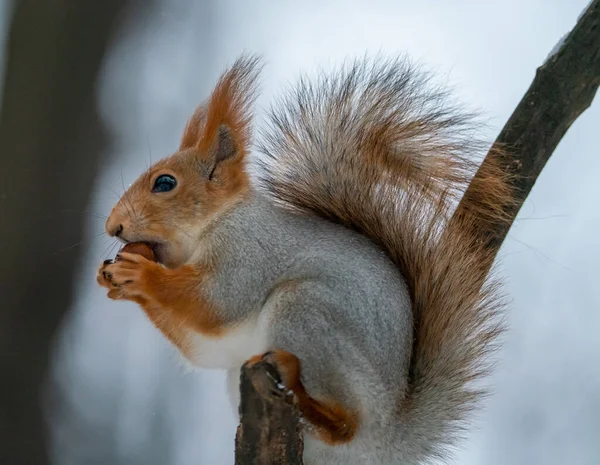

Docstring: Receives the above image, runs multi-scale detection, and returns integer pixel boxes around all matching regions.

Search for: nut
[116,242,156,262]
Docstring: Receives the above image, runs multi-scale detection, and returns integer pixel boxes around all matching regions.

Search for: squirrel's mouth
[145,241,165,264]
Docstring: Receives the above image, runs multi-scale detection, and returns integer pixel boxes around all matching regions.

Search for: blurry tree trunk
[234,2,600,464]
[0,1,126,464]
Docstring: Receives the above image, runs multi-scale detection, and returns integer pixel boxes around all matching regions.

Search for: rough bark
[234,1,600,463]
[235,361,304,465]
[0,2,125,464]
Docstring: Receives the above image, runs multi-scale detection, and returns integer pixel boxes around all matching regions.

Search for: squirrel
[97,54,511,464]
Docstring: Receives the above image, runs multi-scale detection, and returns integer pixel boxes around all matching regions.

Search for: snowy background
[3,0,598,464]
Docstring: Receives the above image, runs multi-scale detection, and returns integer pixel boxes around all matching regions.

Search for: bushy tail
[256,57,512,461]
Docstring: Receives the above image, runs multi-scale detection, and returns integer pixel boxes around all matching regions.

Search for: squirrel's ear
[205,124,237,179]
[192,55,262,174]
[179,104,206,151]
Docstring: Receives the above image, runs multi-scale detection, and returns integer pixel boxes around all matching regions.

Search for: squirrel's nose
[106,217,124,238]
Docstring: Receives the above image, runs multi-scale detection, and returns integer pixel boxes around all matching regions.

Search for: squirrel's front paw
[97,252,158,301]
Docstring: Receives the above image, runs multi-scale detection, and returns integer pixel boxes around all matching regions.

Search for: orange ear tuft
[179,104,207,150]
[179,55,262,162]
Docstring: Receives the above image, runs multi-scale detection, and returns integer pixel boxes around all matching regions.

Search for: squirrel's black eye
[152,174,177,193]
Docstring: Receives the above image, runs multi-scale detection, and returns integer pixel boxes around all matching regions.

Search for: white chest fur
[186,310,271,370]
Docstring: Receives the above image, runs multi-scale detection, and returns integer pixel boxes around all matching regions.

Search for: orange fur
[247,350,359,445]
[97,252,225,356]
[179,104,207,151]
[195,56,260,156]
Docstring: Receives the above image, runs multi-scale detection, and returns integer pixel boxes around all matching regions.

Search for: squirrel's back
[256,56,511,463]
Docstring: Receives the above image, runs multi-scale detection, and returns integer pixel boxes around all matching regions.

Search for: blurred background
[0,0,598,464]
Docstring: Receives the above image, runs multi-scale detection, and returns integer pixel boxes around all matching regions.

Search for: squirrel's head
[105,56,261,268]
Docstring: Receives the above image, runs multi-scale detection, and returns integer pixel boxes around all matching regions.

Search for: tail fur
[256,56,512,461]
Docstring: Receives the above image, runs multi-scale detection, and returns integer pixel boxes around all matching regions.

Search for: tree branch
[235,361,304,465]
[452,0,600,256]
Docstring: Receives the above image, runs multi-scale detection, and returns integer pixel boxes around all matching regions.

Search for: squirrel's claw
[244,350,301,394]
[96,252,157,300]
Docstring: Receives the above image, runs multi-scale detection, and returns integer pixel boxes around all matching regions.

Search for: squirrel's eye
[152,174,177,193]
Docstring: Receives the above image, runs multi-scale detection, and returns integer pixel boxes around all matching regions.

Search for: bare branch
[452,0,600,258]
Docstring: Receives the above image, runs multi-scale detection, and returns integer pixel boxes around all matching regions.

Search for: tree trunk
[0,2,126,464]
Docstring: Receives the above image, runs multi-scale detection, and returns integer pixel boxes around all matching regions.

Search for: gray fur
[207,192,413,464]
